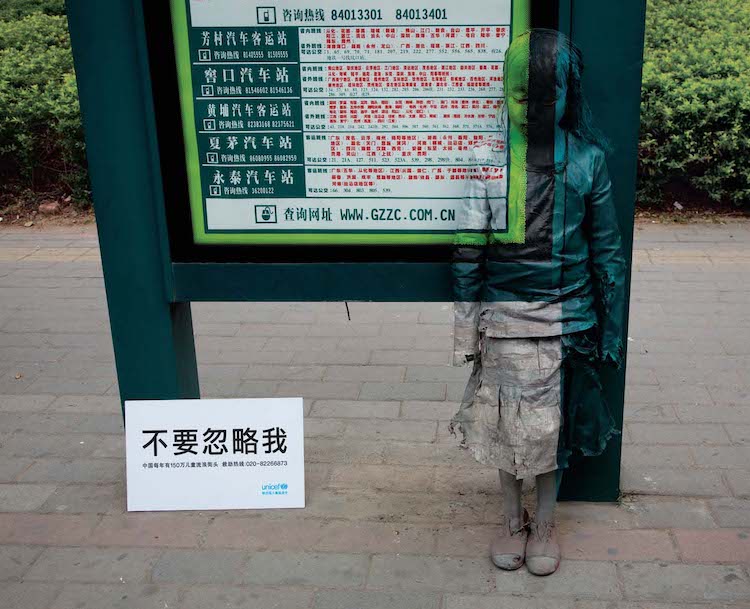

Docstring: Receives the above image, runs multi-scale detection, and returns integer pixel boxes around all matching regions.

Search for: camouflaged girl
[451,29,626,576]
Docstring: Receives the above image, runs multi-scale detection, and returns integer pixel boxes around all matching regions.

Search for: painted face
[505,33,568,137]
[505,37,530,134]
[553,82,568,127]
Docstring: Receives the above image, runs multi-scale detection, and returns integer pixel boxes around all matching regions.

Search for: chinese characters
[142,427,287,457]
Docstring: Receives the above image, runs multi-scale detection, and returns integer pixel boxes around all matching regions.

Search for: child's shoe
[526,520,560,576]
[490,510,529,570]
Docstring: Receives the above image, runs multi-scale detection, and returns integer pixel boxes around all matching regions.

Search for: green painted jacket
[452,133,627,367]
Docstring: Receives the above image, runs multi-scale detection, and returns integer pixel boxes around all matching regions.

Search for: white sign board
[125,398,305,511]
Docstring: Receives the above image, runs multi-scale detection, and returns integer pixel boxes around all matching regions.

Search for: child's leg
[491,470,527,570]
[527,470,561,576]
[499,469,523,525]
[535,470,557,522]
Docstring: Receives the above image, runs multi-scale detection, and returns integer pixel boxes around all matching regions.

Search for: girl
[451,29,626,576]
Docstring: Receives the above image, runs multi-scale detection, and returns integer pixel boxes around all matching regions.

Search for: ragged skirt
[449,330,619,479]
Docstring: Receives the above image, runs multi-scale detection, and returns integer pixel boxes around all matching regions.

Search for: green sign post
[66,0,645,501]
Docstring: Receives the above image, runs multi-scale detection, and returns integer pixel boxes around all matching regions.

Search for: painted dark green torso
[453,134,626,364]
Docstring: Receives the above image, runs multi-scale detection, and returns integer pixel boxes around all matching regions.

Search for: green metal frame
[557,0,647,502]
[66,0,646,501]
[67,0,200,406]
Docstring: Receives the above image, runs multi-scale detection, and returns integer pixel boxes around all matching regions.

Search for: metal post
[66,0,200,414]
[558,0,647,501]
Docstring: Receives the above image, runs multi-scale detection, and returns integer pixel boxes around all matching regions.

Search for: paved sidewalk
[0,221,749,608]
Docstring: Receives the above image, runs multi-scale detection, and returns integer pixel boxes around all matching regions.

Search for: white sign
[125,398,305,511]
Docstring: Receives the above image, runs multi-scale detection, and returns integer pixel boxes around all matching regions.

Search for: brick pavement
[0,221,750,608]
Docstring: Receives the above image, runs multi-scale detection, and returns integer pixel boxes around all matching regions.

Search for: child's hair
[504,28,609,151]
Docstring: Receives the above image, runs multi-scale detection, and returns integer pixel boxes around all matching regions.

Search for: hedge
[0,0,65,21]
[639,0,750,206]
[0,6,87,201]
[1,0,749,208]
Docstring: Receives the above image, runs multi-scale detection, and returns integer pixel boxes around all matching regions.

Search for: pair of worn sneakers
[490,510,560,576]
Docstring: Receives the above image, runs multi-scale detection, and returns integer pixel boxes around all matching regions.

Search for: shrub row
[639,0,750,206]
[1,1,749,208]
[0,5,87,202]
[0,0,65,22]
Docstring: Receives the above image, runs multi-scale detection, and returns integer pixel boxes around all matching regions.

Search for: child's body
[451,29,626,576]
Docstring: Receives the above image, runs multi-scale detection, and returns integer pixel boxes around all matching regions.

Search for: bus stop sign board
[172,0,515,245]
[65,0,646,501]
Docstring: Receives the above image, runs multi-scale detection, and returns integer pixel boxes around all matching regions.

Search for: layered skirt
[449,330,619,479]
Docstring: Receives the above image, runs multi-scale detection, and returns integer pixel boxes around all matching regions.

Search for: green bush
[639,0,750,206]
[0,0,65,21]
[0,11,88,201]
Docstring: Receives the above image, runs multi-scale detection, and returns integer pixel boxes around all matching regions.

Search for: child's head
[504,29,604,148]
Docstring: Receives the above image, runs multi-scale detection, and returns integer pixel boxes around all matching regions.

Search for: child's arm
[452,150,491,366]
[587,150,628,368]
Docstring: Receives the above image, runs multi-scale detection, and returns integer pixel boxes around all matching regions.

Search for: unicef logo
[261,482,289,496]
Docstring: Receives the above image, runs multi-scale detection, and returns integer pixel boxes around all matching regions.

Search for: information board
[171,0,514,244]
[126,398,305,511]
